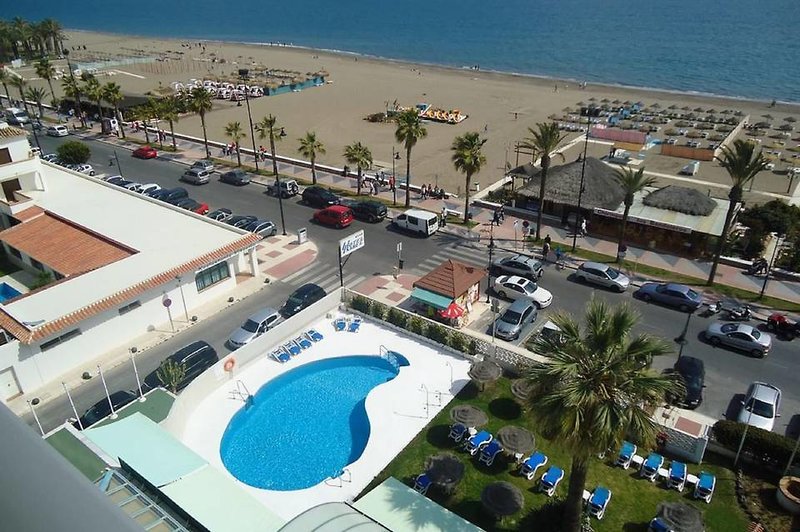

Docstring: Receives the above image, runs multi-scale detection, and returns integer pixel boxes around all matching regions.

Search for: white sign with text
[339,230,366,258]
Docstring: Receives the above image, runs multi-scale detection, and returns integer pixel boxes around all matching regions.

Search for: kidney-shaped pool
[220,352,409,491]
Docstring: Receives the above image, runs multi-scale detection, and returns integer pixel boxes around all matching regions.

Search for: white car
[46,125,70,137]
[72,164,95,176]
[737,382,781,431]
[493,275,553,308]
[138,183,162,195]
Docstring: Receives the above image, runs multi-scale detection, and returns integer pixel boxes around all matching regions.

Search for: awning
[410,287,453,310]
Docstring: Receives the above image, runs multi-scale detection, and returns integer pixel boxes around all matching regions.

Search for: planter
[776,476,800,515]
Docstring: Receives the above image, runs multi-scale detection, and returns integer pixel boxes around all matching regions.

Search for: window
[118,301,142,315]
[195,261,230,291]
[30,258,43,271]
[7,246,21,259]
[40,329,81,351]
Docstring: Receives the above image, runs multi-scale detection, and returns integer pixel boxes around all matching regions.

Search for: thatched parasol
[517,158,625,210]
[612,99,621,104]
[601,98,610,103]
[510,379,533,401]
[706,108,716,113]
[655,502,704,532]
[576,101,586,106]
[563,106,574,113]
[734,110,744,116]
[785,116,796,123]
[763,113,775,120]
[424,453,465,487]
[589,97,597,102]
[450,404,489,427]
[682,105,691,111]
[778,123,795,132]
[652,102,662,109]
[636,101,644,107]
[468,360,502,390]
[643,185,716,216]
[668,104,678,110]
[497,426,536,456]
[481,482,525,518]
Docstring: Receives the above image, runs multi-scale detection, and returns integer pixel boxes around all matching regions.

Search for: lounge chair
[307,329,324,342]
[296,335,312,350]
[413,473,431,495]
[539,466,564,497]
[478,440,503,467]
[616,441,637,469]
[587,487,611,520]
[270,348,290,363]
[448,423,468,443]
[519,451,548,480]
[284,341,301,357]
[347,316,362,333]
[694,471,716,503]
[667,461,687,492]
[464,430,492,456]
[640,453,663,482]
[333,318,347,331]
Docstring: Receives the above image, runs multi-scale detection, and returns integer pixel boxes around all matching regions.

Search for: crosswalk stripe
[280,263,322,284]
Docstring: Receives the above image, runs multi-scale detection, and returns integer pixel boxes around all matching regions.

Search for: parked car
[280,283,327,318]
[132,145,158,159]
[180,168,211,185]
[41,153,60,163]
[494,299,538,341]
[766,313,800,339]
[138,183,162,196]
[191,159,215,172]
[347,200,387,222]
[737,382,781,431]
[392,208,440,237]
[175,198,210,215]
[575,261,630,292]
[266,179,299,198]
[219,168,251,186]
[244,219,277,237]
[143,341,218,392]
[226,307,281,349]
[105,176,129,186]
[313,205,354,228]
[672,356,705,409]
[151,187,189,204]
[207,207,233,222]
[302,186,340,208]
[74,390,137,429]
[226,214,258,228]
[123,182,144,192]
[70,164,96,176]
[493,275,553,308]
[704,322,772,357]
[491,254,544,280]
[637,282,703,312]
[46,125,70,137]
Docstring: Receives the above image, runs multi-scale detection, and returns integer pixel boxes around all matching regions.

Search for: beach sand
[21,30,800,196]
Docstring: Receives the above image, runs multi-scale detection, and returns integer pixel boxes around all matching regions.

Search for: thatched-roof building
[643,185,716,216]
[515,158,625,211]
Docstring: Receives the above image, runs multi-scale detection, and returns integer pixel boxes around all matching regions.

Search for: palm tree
[706,140,769,285]
[24,86,46,119]
[394,108,427,207]
[61,73,85,127]
[160,96,180,150]
[0,67,11,105]
[343,142,373,195]
[527,299,679,532]
[224,121,246,166]
[519,122,567,240]
[451,132,487,223]
[298,132,325,184]
[39,18,64,55]
[145,97,163,148]
[102,82,125,138]
[10,75,28,115]
[255,114,283,177]
[613,167,657,261]
[35,57,57,103]
[188,87,213,157]
[83,76,103,121]
[130,106,152,144]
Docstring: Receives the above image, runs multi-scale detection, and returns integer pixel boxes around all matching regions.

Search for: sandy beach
[18,30,800,196]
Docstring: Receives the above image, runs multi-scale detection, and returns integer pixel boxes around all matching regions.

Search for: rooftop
[0,124,28,139]
[413,259,486,299]
[515,157,626,210]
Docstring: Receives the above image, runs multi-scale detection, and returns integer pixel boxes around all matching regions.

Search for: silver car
[737,382,781,431]
[575,261,630,292]
[181,168,211,185]
[491,254,544,280]
[191,159,215,173]
[226,307,281,349]
[704,322,772,357]
[494,299,537,341]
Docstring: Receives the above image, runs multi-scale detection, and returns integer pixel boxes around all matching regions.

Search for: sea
[9,0,800,103]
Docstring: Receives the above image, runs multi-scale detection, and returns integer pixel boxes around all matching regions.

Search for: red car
[132,145,158,159]
[313,205,354,228]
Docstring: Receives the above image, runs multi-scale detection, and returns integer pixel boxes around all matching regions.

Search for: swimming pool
[0,282,22,303]
[220,352,409,491]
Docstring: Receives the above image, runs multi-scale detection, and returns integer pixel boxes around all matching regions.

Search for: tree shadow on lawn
[426,424,457,449]
[455,380,479,400]
[489,397,522,420]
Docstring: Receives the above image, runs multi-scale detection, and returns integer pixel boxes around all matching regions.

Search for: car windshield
[687,289,699,299]
[242,319,260,333]
[606,268,619,279]
[751,329,761,339]
[286,296,304,308]
[521,282,537,294]
[684,374,703,390]
[501,311,522,325]
[746,398,774,418]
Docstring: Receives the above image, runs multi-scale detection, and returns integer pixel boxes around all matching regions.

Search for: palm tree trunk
[37,101,43,118]
[270,133,279,176]
[143,122,150,144]
[18,87,29,115]
[463,172,472,223]
[357,167,363,195]
[200,113,209,157]
[707,195,739,285]
[311,158,317,185]
[1,83,9,104]
[169,119,176,150]
[404,146,412,208]
[535,156,549,240]
[236,144,242,166]
[564,454,589,532]
[96,98,103,119]
[46,79,55,102]
[617,203,632,262]
[115,105,125,139]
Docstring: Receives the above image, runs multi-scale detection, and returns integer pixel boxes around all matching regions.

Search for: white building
[0,125,261,400]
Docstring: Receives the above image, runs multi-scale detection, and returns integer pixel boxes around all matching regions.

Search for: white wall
[4,135,31,163]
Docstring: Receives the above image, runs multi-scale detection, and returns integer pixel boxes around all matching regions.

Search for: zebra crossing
[279,261,367,293]
[407,242,489,276]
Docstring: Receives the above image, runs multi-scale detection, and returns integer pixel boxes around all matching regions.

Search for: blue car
[637,282,702,312]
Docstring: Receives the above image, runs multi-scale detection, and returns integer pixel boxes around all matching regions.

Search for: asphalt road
[25,134,800,437]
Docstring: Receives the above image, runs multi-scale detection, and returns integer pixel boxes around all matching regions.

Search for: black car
[207,208,233,222]
[144,341,219,392]
[672,356,705,409]
[219,169,251,186]
[74,390,137,429]
[151,187,189,204]
[226,214,258,228]
[280,283,327,318]
[302,186,340,208]
[349,200,387,223]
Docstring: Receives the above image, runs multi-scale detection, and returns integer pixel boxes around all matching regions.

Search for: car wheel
[369,215,377,223]
[537,270,543,279]
[708,336,720,346]
[642,293,652,302]
[679,304,691,312]
[616,285,626,293]
[576,275,586,284]
[752,349,765,358]
[89,171,95,176]
[498,290,507,299]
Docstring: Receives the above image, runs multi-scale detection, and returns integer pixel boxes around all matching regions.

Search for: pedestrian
[580,217,587,236]
[371,180,377,196]
[388,175,395,191]
[441,206,447,227]
[542,241,551,261]
[492,208,500,226]
[420,184,427,199]
[498,205,505,223]
[544,234,552,248]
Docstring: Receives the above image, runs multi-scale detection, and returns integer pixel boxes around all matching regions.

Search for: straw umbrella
[651,102,661,109]
[612,99,621,104]
[497,426,536,458]
[785,116,796,123]
[510,379,533,401]
[450,404,489,427]
[668,104,678,110]
[654,502,705,532]
[600,98,610,103]
[481,482,524,519]
[589,97,597,102]
[424,453,465,494]
[468,359,502,391]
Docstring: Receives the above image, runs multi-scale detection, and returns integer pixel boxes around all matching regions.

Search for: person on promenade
[492,208,500,226]
[498,205,505,223]
[420,184,427,199]
[389,175,395,192]
[580,218,587,236]
[544,234,552,248]
[542,240,551,261]
[441,206,447,227]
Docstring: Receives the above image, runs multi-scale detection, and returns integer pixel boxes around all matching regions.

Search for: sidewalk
[70,121,800,306]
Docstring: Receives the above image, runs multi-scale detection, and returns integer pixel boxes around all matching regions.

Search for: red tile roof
[0,233,262,344]
[413,259,485,299]
[12,206,45,222]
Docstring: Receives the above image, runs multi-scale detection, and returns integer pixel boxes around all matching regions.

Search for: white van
[393,208,439,237]
[4,107,30,125]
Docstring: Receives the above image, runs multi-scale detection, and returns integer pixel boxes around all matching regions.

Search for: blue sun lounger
[519,451,548,480]
[270,348,290,363]
[694,471,716,503]
[333,318,347,331]
[448,423,469,443]
[640,453,663,482]
[478,440,503,467]
[307,329,324,342]
[587,487,612,520]
[347,316,362,333]
[284,341,301,357]
[539,466,564,496]
[464,430,492,455]
[616,441,637,469]
[413,473,431,495]
[296,335,312,350]
[667,460,687,492]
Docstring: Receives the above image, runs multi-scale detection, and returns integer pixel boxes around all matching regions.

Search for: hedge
[713,420,797,466]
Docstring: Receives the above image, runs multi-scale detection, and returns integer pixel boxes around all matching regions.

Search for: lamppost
[62,50,85,128]
[673,310,693,360]
[238,69,259,173]
[268,119,288,235]
[571,110,593,252]
[486,222,496,303]
[759,233,784,299]
[391,147,400,206]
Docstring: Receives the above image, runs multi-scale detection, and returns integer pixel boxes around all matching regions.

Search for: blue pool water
[0,282,22,303]
[220,353,409,491]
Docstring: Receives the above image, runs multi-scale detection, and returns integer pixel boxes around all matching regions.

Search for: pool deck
[180,315,472,522]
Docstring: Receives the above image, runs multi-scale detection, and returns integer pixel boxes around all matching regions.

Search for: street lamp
[238,69,259,173]
[268,118,288,235]
[62,49,85,128]
[391,148,400,206]
[486,222,496,303]
[673,310,693,360]
[759,233,784,299]
[571,111,593,252]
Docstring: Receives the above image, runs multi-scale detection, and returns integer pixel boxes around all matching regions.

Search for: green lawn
[362,378,749,531]
[45,428,107,481]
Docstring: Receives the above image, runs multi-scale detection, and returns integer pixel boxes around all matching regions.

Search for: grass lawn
[362,378,749,531]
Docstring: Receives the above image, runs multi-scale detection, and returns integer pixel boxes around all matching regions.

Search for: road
[25,134,800,438]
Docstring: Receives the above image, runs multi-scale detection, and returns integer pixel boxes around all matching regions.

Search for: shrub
[427,324,450,345]
[156,359,186,394]
[407,316,426,335]
[56,140,91,165]
[369,301,386,320]
[713,420,796,466]
[350,295,371,314]
[387,308,408,328]
[468,339,478,357]
[449,332,466,352]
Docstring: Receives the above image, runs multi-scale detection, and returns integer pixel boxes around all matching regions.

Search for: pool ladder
[230,380,253,406]
[324,468,352,487]
[379,345,400,371]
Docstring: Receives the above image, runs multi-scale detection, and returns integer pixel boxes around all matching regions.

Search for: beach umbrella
[612,99,621,104]
[668,104,678,110]
[576,101,586,106]
[734,110,744,116]
[706,108,716,113]
[497,426,536,456]
[424,453,465,488]
[601,104,611,110]
[682,106,691,111]
[510,379,533,401]
[720,109,730,114]
[655,502,705,532]
[438,302,464,319]
[600,98,610,103]
[563,106,574,112]
[468,360,502,390]
[481,482,524,518]
[652,102,661,109]
[778,123,794,132]
[588,97,597,102]
[763,113,774,120]
[450,404,489,427]
[636,101,645,106]
[785,116,796,123]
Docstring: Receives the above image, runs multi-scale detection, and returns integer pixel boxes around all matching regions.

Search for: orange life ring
[223,358,236,372]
